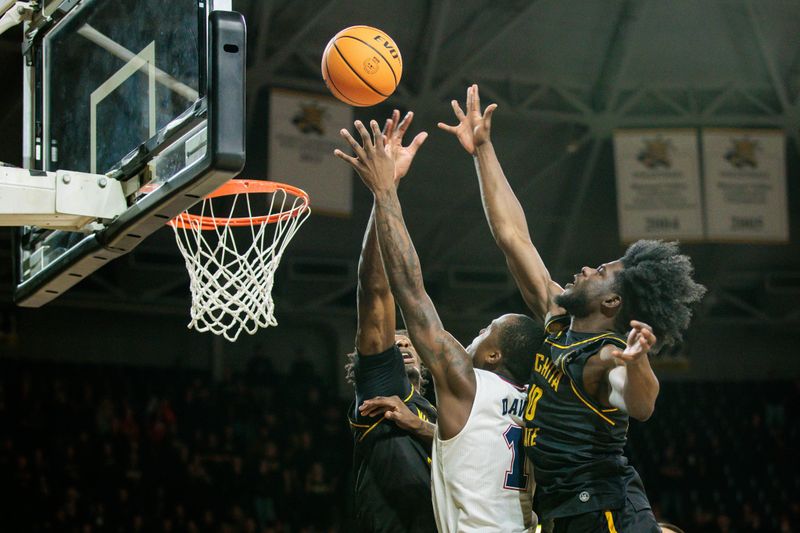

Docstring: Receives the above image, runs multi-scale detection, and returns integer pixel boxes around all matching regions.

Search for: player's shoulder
[476,369,527,395]
[544,313,570,336]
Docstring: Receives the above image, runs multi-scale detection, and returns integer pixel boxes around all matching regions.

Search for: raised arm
[603,321,660,421]
[335,120,475,440]
[356,111,428,355]
[439,84,563,320]
[356,207,395,355]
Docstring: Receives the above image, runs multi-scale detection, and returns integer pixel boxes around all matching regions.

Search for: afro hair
[614,240,706,348]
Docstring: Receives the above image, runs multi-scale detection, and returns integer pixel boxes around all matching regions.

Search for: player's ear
[601,293,621,317]
[487,349,502,365]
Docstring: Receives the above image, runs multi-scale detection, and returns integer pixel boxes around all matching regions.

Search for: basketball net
[169,179,310,342]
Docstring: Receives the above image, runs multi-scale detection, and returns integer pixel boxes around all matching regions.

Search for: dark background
[0,1,798,532]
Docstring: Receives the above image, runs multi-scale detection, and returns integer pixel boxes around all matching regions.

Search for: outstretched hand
[334,120,395,194]
[359,395,425,432]
[437,84,497,155]
[382,109,428,183]
[611,321,657,365]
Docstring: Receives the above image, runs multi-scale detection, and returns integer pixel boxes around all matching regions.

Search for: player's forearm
[372,190,437,320]
[358,207,391,297]
[355,206,396,354]
[621,357,659,421]
[372,189,442,343]
[473,142,532,247]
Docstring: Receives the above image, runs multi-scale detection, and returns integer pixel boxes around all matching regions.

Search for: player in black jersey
[337,115,545,532]
[440,84,706,533]
[345,111,437,533]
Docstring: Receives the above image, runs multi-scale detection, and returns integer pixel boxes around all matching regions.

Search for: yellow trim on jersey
[545,314,569,334]
[605,510,618,533]
[601,408,619,413]
[404,385,415,403]
[352,385,417,442]
[545,332,626,350]
[570,380,616,426]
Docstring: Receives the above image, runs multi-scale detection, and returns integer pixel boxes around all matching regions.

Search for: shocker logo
[637,138,673,169]
[724,138,758,169]
[363,56,380,74]
[291,102,326,135]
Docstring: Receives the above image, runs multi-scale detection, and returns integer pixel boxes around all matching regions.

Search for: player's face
[557,260,623,316]
[466,314,513,368]
[395,334,421,374]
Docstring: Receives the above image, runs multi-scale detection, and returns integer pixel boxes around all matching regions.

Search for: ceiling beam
[551,137,604,273]
[433,0,544,99]
[262,0,338,76]
[745,0,791,110]
[251,0,275,64]
[592,0,648,113]
[745,0,799,152]
[422,131,593,271]
[418,0,451,96]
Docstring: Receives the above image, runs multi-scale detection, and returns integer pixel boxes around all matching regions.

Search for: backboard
[13,0,246,306]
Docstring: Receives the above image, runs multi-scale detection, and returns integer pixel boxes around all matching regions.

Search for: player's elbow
[493,226,525,250]
[630,405,654,422]
[629,383,659,421]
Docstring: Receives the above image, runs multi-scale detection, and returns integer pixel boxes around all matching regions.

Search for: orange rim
[162,179,309,230]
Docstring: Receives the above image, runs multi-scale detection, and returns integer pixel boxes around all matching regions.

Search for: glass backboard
[14,0,246,307]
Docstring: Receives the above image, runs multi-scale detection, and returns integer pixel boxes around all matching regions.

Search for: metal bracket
[0,166,127,230]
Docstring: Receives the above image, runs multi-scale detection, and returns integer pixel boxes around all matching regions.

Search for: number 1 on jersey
[502,425,529,491]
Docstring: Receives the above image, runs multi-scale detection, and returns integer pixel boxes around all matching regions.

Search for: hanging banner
[702,129,788,242]
[612,129,704,242]
[268,89,354,216]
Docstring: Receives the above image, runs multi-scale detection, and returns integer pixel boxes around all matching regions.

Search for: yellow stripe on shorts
[605,510,618,533]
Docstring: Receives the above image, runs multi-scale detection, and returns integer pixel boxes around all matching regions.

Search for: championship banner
[612,129,704,242]
[268,89,354,216]
[702,129,788,242]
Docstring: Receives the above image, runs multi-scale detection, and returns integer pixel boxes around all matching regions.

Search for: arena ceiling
[1,0,799,333]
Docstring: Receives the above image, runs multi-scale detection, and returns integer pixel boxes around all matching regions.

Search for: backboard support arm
[0,166,127,230]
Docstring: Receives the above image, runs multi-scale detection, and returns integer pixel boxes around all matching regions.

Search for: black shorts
[547,498,660,533]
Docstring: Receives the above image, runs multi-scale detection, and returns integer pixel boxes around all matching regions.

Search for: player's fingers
[626,327,638,345]
[451,99,466,120]
[354,120,374,151]
[397,111,413,139]
[340,129,366,159]
[359,397,394,411]
[639,335,655,353]
[408,132,428,153]
[629,320,653,332]
[483,103,498,129]
[437,122,458,134]
[370,120,385,150]
[333,149,360,167]
[473,84,481,113]
[382,117,393,137]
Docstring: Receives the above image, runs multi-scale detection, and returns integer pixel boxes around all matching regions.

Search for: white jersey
[432,368,535,533]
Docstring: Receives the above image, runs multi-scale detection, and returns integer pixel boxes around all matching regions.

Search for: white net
[170,181,310,342]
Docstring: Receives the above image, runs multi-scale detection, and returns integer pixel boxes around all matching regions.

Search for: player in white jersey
[336,119,545,532]
[431,364,533,531]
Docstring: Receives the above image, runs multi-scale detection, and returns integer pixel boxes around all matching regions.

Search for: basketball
[321,25,402,107]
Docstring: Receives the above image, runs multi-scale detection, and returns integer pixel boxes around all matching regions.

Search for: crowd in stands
[628,380,800,532]
[0,355,797,532]
[0,356,350,532]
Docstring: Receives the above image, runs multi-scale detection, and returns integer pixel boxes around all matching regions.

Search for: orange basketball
[321,26,402,107]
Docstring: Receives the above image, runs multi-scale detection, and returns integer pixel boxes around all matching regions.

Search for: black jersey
[523,315,651,521]
[348,345,438,533]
